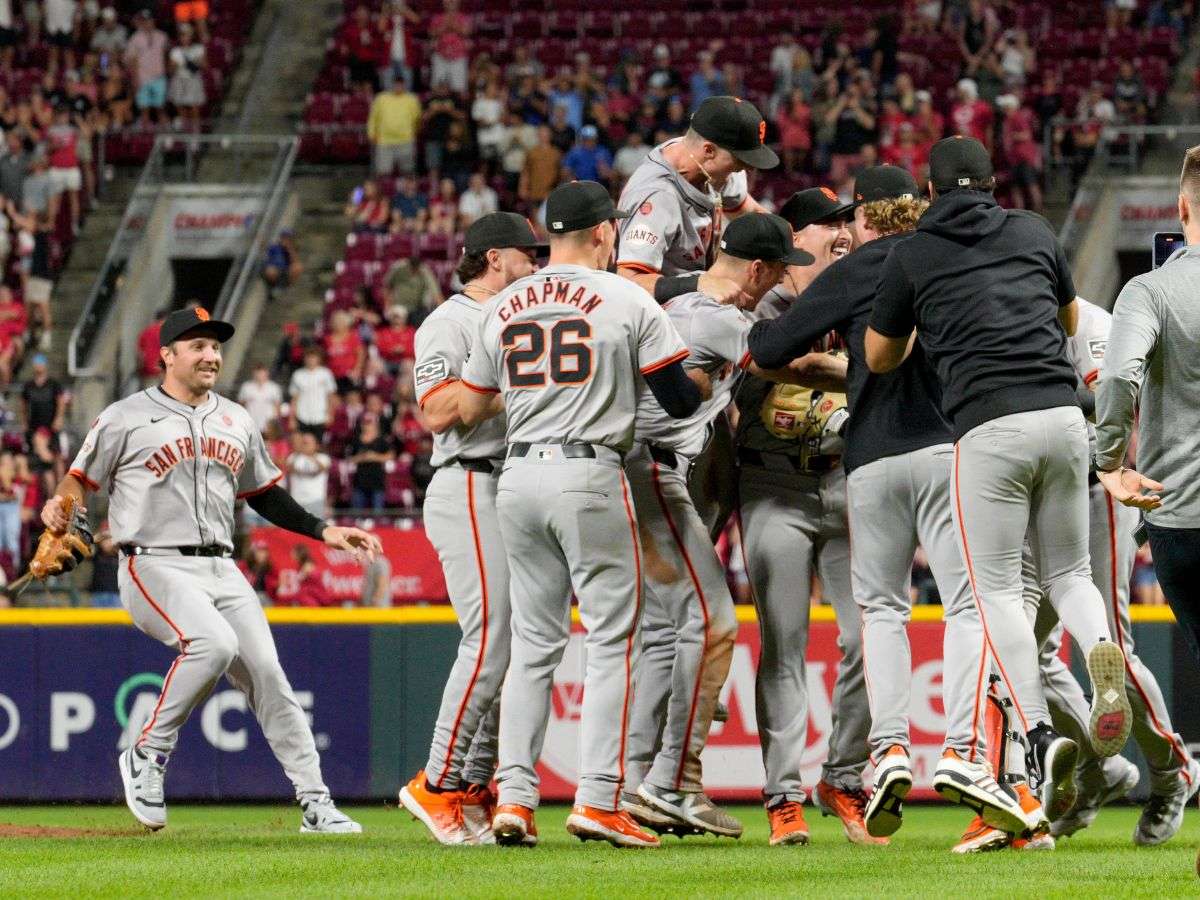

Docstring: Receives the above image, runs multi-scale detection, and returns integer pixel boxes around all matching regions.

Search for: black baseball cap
[545,180,629,234]
[159,307,235,346]
[719,213,814,266]
[463,211,546,255]
[691,96,779,170]
[847,165,921,207]
[779,187,851,230]
[929,135,994,192]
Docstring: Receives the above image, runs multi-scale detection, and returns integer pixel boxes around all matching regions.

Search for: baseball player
[1032,298,1198,845]
[45,307,380,833]
[616,94,776,810]
[399,213,543,845]
[733,187,881,847]
[457,181,704,849]
[623,214,826,839]
[865,137,1132,822]
[749,167,1042,844]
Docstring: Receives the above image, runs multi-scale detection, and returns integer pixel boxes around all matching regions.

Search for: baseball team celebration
[2,0,1199,896]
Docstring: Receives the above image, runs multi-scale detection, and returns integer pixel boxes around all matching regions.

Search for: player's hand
[1097,467,1164,511]
[41,495,70,533]
[322,526,384,563]
[685,366,714,400]
[697,272,753,307]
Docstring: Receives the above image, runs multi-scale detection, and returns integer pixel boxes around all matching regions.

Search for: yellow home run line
[0,604,1179,626]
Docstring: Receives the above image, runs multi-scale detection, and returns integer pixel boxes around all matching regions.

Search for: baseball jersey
[633,291,751,458]
[617,138,749,276]
[1066,297,1110,389]
[461,263,687,452]
[413,293,507,467]
[68,388,282,550]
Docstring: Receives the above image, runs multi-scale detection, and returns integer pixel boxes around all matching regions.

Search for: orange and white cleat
[1011,783,1055,851]
[462,783,497,845]
[766,800,810,846]
[865,745,913,838]
[492,803,539,847]
[951,815,1011,854]
[815,781,889,845]
[399,771,470,845]
[565,804,660,848]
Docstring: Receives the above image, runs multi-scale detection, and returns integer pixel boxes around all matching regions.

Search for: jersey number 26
[502,319,592,388]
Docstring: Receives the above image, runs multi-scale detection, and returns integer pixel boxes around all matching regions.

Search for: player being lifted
[42,307,381,833]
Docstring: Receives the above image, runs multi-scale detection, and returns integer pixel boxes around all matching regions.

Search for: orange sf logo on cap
[758,120,766,143]
[820,186,838,201]
[195,308,210,322]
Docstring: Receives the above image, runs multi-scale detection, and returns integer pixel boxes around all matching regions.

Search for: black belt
[647,443,680,469]
[444,456,500,474]
[120,544,232,558]
[508,442,601,459]
[737,448,836,475]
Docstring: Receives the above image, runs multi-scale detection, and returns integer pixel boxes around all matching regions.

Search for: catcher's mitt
[30,496,95,579]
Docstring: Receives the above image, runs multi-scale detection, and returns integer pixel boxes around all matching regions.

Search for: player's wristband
[654,273,701,303]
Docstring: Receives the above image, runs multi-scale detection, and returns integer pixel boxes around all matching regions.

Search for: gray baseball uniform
[624,291,746,795]
[735,289,868,800]
[1025,300,1193,794]
[68,388,328,799]
[462,263,687,812]
[413,293,510,790]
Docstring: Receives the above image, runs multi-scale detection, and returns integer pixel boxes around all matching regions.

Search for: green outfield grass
[0,803,1195,898]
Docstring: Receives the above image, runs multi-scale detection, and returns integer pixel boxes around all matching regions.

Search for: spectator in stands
[238,363,283,435]
[440,120,477,192]
[647,44,681,110]
[510,73,548,126]
[45,0,79,71]
[419,80,461,174]
[911,89,943,149]
[174,0,209,43]
[288,347,338,440]
[16,151,57,347]
[0,131,28,207]
[382,254,441,314]
[547,104,575,155]
[498,110,536,191]
[0,286,26,388]
[238,540,278,603]
[1113,59,1148,124]
[997,28,1035,87]
[770,33,800,93]
[0,3,14,71]
[21,354,68,444]
[345,178,390,233]
[342,4,384,93]
[361,554,392,606]
[263,228,302,292]
[1071,83,1118,184]
[563,124,612,185]
[100,60,134,128]
[997,92,1043,212]
[91,7,127,56]
[0,452,21,573]
[882,121,929,182]
[505,45,543,87]
[956,0,999,76]
[47,104,81,235]
[519,124,561,206]
[458,171,497,226]
[348,413,393,511]
[88,529,121,607]
[949,77,993,149]
[826,77,877,184]
[125,9,168,124]
[389,174,428,232]
[168,22,206,129]
[29,426,63,501]
[776,88,813,172]
[349,285,382,343]
[136,307,168,388]
[612,130,649,187]
[324,309,366,390]
[368,78,421,177]
[285,431,331,519]
[286,544,331,606]
[382,0,419,91]
[374,305,416,373]
[472,78,507,161]
[426,176,458,235]
[273,321,310,382]
[430,0,471,96]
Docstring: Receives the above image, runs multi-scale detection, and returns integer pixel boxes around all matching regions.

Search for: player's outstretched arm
[42,474,88,533]
[748,352,848,390]
[321,525,383,563]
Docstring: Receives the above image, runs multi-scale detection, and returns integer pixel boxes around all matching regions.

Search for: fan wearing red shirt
[339,3,388,91]
[997,93,1043,212]
[373,305,416,370]
[0,287,26,387]
[323,310,365,388]
[882,122,931,182]
[949,78,993,149]
[912,90,945,146]
[136,308,167,387]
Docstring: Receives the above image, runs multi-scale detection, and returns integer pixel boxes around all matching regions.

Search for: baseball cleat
[932,749,1032,834]
[1027,725,1079,823]
[1087,641,1133,757]
[814,781,889,845]
[636,784,743,838]
[951,816,1011,854]
[621,791,705,838]
[565,805,660,848]
[865,745,912,838]
[766,800,810,846]
[1012,828,1056,851]
[462,783,497,845]
[399,771,470,845]
[1133,758,1200,846]
[1009,783,1053,850]
[1051,756,1140,838]
[492,803,538,847]
[300,794,362,834]
[118,746,167,831]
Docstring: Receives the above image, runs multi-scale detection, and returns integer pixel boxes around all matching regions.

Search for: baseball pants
[738,463,869,801]
[1026,483,1192,795]
[846,443,989,761]
[421,465,511,789]
[624,443,737,794]
[495,444,644,812]
[118,554,328,799]
[951,406,1112,734]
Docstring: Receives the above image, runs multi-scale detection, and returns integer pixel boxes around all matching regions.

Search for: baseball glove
[760,383,848,453]
[30,496,94,579]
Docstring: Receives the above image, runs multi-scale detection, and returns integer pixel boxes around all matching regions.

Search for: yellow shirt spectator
[368,88,422,146]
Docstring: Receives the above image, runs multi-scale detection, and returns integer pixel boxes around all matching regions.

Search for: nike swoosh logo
[151,416,167,423]
[305,812,319,827]
[129,753,143,778]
